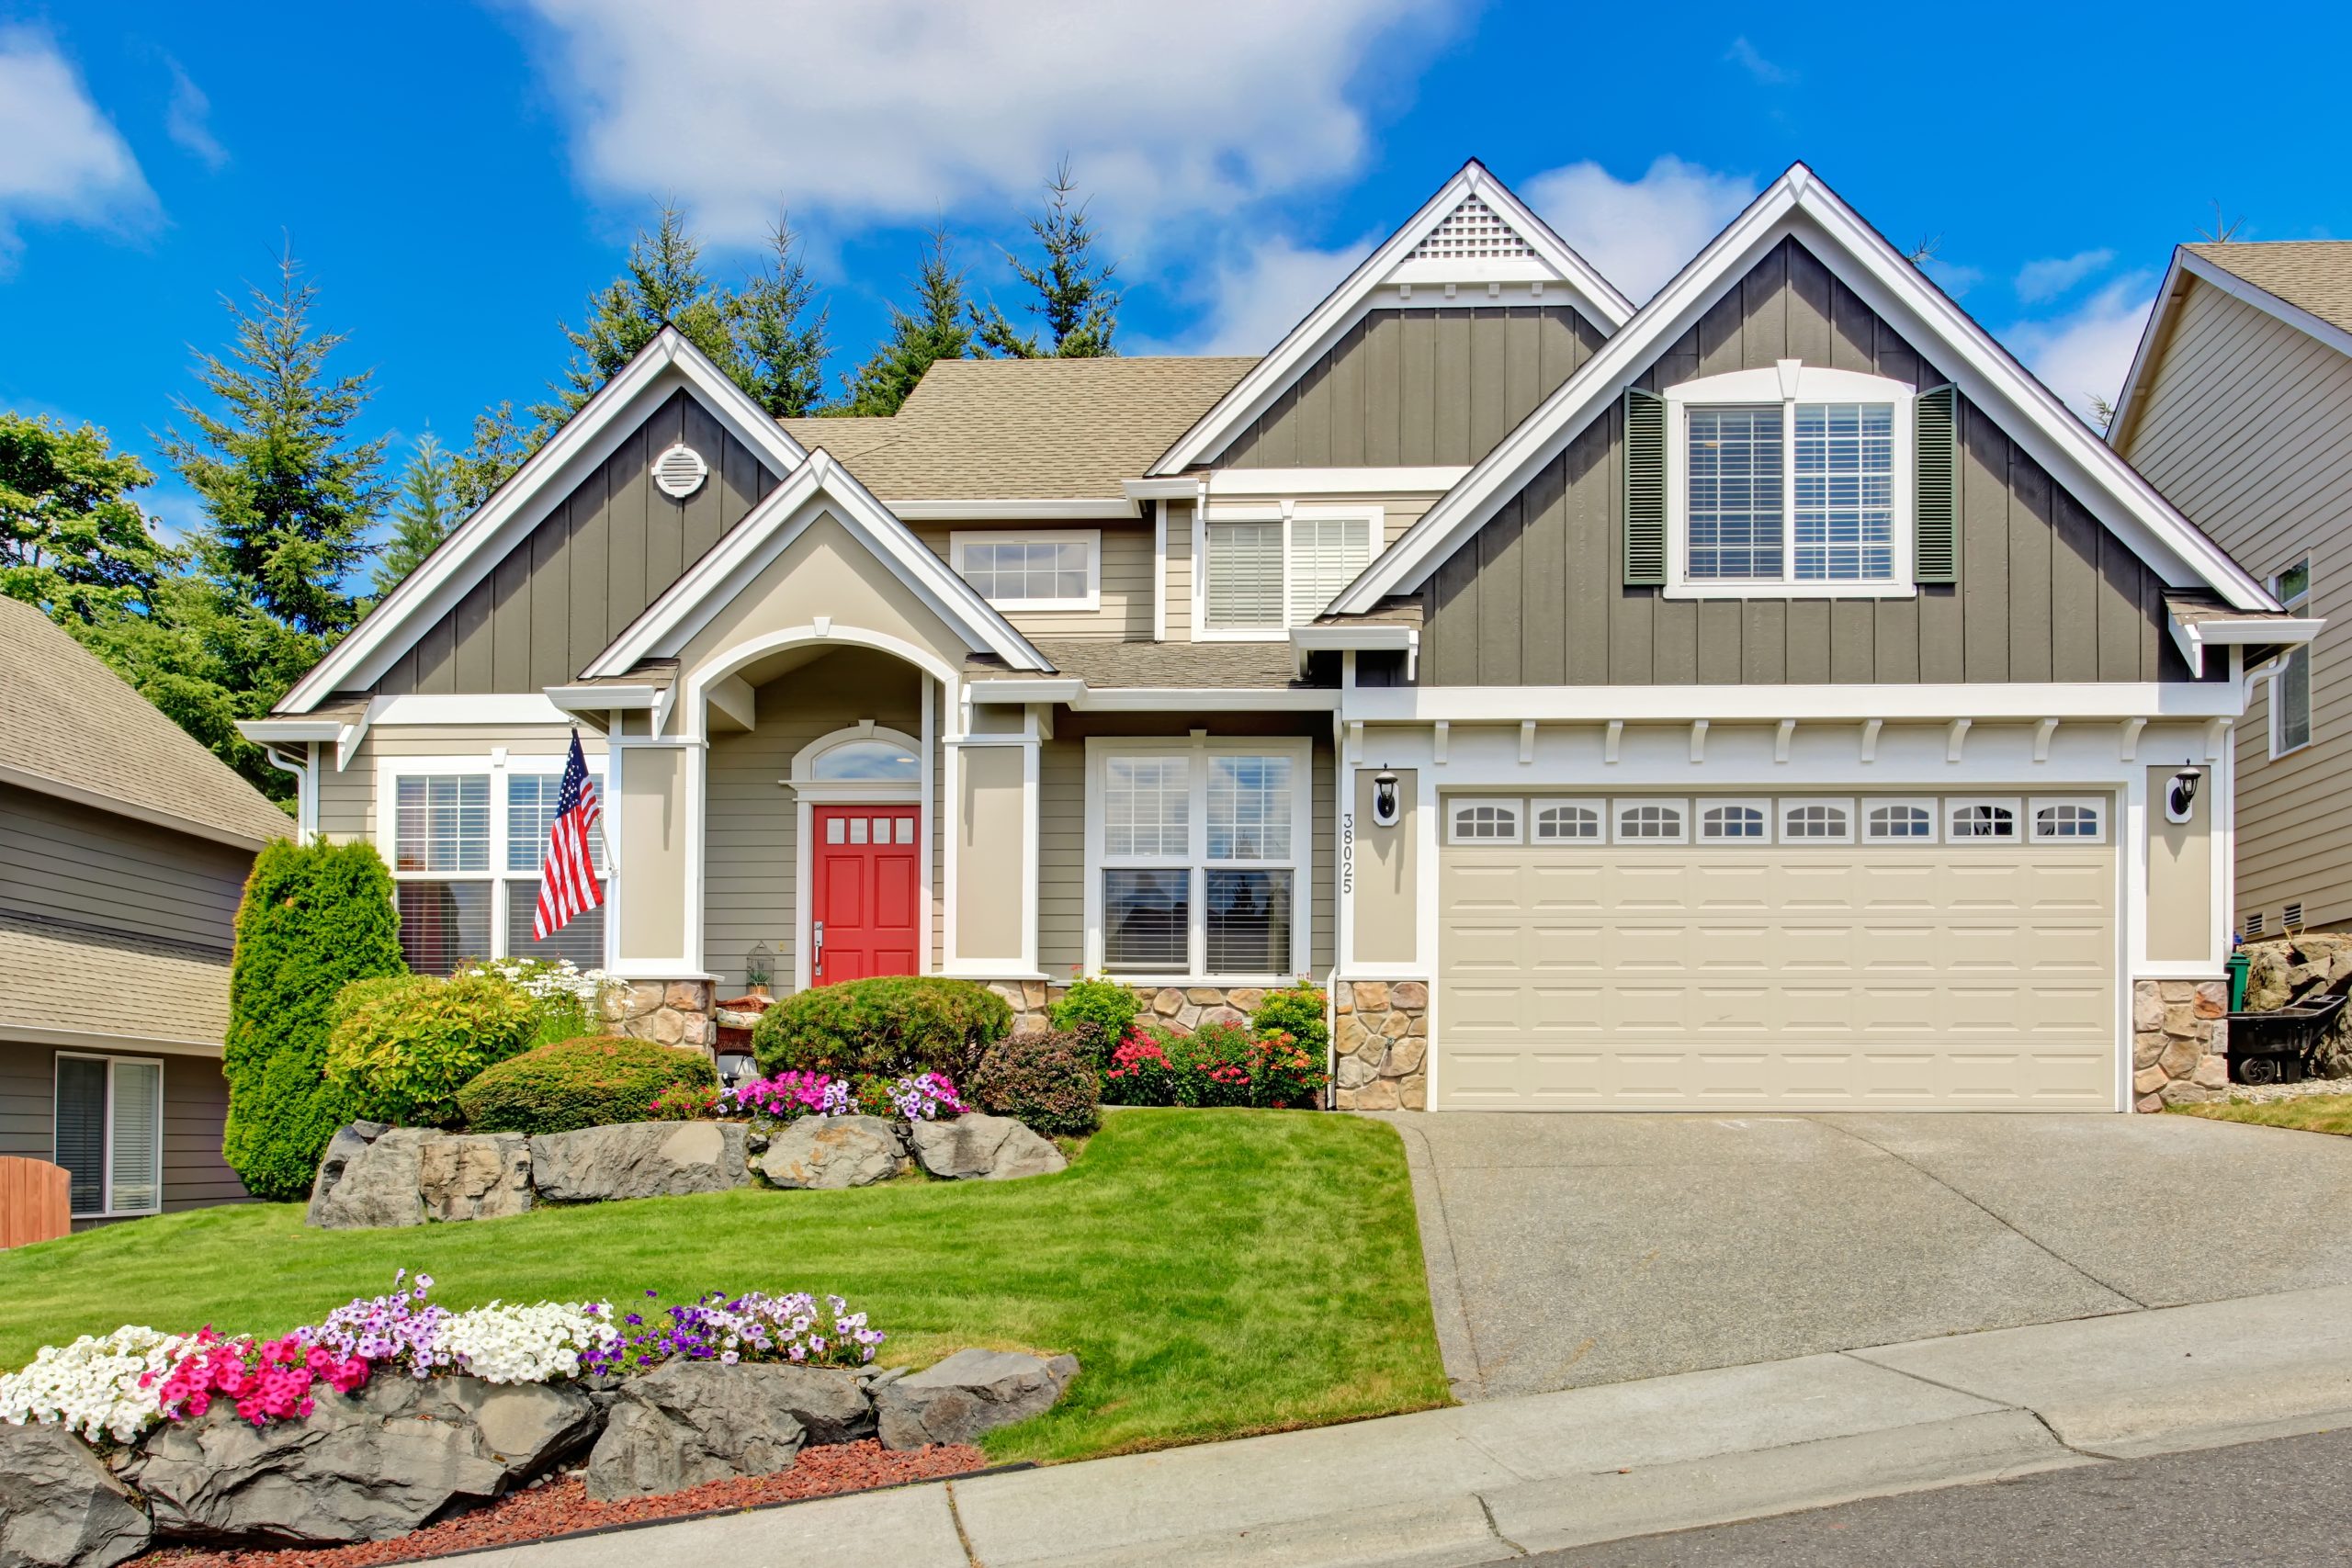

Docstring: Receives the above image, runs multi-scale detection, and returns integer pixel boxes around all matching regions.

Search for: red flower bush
[147,1328,369,1427]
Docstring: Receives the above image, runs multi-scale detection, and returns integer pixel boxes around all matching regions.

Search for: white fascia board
[0,1021,224,1057]
[1204,467,1470,497]
[236,717,346,742]
[1291,624,1417,675]
[889,498,1136,521]
[1123,477,1199,501]
[2107,248,2194,447]
[586,450,1051,677]
[546,683,662,715]
[964,680,1337,713]
[277,329,809,714]
[1147,161,1632,478]
[364,694,578,726]
[2169,614,2324,676]
[0,762,280,852]
[1335,165,2279,616]
[1338,682,2248,725]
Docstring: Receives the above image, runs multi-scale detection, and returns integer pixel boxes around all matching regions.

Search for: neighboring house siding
[0,784,253,951]
[1213,306,1604,468]
[1418,237,2190,687]
[2119,278,2352,928]
[908,521,1153,642]
[377,390,781,695]
[0,1043,247,1224]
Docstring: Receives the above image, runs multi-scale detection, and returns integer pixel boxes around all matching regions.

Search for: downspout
[262,744,312,844]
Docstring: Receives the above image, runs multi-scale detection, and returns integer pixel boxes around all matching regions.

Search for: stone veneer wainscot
[2132,978,2230,1111]
[605,979,718,1055]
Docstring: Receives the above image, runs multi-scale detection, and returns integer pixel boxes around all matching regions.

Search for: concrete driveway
[1381,1111,2352,1402]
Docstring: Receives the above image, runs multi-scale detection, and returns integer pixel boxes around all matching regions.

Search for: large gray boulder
[305,1122,431,1230]
[0,1421,150,1568]
[583,1361,867,1500]
[126,1375,596,1545]
[908,1114,1066,1181]
[753,1116,909,1190]
[417,1133,532,1223]
[532,1122,750,1202]
[876,1349,1080,1450]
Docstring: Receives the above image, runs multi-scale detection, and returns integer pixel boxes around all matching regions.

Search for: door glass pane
[849,818,868,844]
[1793,402,1895,581]
[1204,522,1284,630]
[108,1061,161,1214]
[506,884,605,968]
[395,775,489,872]
[54,1056,107,1216]
[1687,406,1784,579]
[811,741,919,782]
[1103,869,1189,970]
[1103,757,1188,857]
[1207,755,1293,860]
[826,818,845,844]
[396,882,491,975]
[895,817,914,845]
[1206,869,1292,973]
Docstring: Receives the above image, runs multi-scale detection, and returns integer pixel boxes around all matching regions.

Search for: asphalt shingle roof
[0,910,232,1048]
[2189,242,2352,339]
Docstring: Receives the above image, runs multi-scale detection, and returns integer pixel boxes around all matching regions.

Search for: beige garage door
[1436,794,2117,1111]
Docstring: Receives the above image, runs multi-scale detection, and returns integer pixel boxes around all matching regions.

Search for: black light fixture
[1371,770,1401,828]
[2165,764,2203,825]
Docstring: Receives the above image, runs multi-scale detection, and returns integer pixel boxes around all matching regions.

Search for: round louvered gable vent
[652,442,708,499]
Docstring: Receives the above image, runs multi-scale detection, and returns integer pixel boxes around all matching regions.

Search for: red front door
[811,806,921,985]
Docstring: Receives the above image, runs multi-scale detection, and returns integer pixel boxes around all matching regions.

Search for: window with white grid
[1201,508,1382,635]
[1864,800,1937,842]
[1699,801,1770,840]
[1287,516,1374,626]
[1781,801,1854,842]
[384,758,605,975]
[1532,802,1601,841]
[1614,800,1689,842]
[1948,799,2020,840]
[952,531,1099,611]
[1448,801,1521,844]
[2030,799,2106,842]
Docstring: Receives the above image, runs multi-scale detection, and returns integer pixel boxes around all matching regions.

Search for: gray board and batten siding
[377,390,783,696]
[1210,306,1607,469]
[1415,238,2204,688]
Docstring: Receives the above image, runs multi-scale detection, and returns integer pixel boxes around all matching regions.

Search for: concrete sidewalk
[468,1281,2352,1568]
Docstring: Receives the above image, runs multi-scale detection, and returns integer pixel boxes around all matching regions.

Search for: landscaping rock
[127,1375,596,1546]
[305,1123,430,1230]
[0,1421,150,1568]
[531,1122,750,1203]
[417,1134,533,1223]
[753,1116,909,1190]
[908,1114,1066,1181]
[583,1361,848,1500]
[875,1349,1079,1450]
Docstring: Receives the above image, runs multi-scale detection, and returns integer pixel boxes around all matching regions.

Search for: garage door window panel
[1612,800,1690,844]
[1948,797,2021,841]
[1781,800,1855,842]
[1449,800,1523,844]
[1863,798,1939,843]
[1532,800,1601,842]
[1699,799,1771,842]
[2030,798,2107,843]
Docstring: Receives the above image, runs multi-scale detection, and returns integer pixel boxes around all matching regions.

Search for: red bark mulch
[134,1441,990,1568]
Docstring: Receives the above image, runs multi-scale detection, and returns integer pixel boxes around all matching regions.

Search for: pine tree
[0,412,175,623]
[372,429,458,597]
[971,162,1120,359]
[537,205,741,428]
[731,217,831,416]
[842,228,974,416]
[452,400,530,513]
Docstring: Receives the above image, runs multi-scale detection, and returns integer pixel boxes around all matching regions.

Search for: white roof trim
[889,498,1137,521]
[277,328,810,714]
[585,450,1052,678]
[965,679,1336,712]
[1147,160,1634,477]
[2111,247,2352,446]
[2168,612,2324,676]
[1335,164,2278,616]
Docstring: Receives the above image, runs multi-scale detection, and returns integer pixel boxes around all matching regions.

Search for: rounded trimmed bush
[1046,978,1142,1063]
[752,976,1012,1081]
[970,1030,1101,1137]
[456,1035,718,1136]
[324,971,539,1127]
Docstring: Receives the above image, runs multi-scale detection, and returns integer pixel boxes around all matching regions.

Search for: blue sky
[6,0,2347,547]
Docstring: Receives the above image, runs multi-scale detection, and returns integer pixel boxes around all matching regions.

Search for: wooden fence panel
[0,1156,72,1247]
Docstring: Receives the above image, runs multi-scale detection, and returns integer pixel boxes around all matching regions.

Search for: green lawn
[2173,1095,2352,1135]
[0,1110,1446,1463]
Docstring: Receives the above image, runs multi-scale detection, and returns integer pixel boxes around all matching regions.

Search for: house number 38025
[1340,812,1354,896]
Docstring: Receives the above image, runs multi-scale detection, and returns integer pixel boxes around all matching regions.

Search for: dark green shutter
[1914,384,1958,583]
[1622,387,1666,586]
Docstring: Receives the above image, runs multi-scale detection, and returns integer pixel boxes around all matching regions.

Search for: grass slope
[2174,1096,2352,1136]
[0,1110,1446,1463]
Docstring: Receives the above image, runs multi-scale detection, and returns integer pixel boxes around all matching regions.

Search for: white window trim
[1082,735,1313,985]
[1861,796,1940,844]
[1697,796,1774,843]
[1447,798,1525,845]
[1945,795,2023,842]
[375,752,610,966]
[1193,503,1385,642]
[2029,795,2109,844]
[1663,362,1917,601]
[2270,556,2313,760]
[949,528,1102,613]
[1529,797,1603,843]
[54,1051,164,1220]
[1779,797,1858,844]
[1611,797,1690,844]
[786,723,925,804]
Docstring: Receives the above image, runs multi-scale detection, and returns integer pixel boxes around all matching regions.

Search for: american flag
[533,728,605,941]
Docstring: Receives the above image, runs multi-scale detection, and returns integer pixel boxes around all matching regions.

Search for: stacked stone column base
[604,979,718,1057]
[1333,980,1429,1111]
[2131,978,2229,1111]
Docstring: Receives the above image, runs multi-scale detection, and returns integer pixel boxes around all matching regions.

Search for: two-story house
[243,162,2310,1114]
[2,598,287,1222]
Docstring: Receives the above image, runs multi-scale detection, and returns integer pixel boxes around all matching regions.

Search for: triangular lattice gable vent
[1385,193,1563,288]
[1408,197,1537,263]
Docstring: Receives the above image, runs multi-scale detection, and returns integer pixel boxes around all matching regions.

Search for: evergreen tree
[971,162,1120,359]
[842,228,974,416]
[371,429,458,597]
[730,217,831,416]
[0,412,175,623]
[452,400,530,513]
[537,204,738,428]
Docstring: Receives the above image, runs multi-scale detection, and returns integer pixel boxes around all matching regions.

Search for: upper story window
[1199,507,1378,637]
[2273,558,2312,756]
[1665,363,1916,600]
[951,530,1100,612]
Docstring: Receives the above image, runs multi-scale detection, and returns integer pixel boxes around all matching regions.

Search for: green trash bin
[2226,950,2251,1012]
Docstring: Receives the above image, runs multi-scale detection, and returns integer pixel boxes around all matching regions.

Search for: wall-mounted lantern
[745,939,774,998]
[1371,770,1402,829]
[2165,766,2203,825]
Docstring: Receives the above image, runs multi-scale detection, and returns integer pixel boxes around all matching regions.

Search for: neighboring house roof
[2111,243,2352,446]
[2187,242,2352,337]
[0,909,231,1054]
[783,357,1257,504]
[1335,164,2280,616]
[0,597,288,849]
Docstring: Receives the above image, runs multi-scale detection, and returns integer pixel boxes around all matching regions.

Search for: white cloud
[164,58,227,171]
[1725,37,1792,84]
[514,0,1454,247]
[1523,155,1758,303]
[2004,273,2157,423]
[0,29,156,261]
[1135,232,1379,356]
[2014,247,2113,304]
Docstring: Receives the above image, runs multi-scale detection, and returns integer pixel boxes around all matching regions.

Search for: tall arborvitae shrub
[223,839,406,1199]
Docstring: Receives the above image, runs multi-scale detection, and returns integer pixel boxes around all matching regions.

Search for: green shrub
[324,972,539,1126]
[1251,981,1329,1057]
[752,976,1011,1080]
[223,839,407,1201]
[459,957,616,1048]
[456,1035,718,1136]
[1046,977,1142,1062]
[970,1031,1101,1137]
[1106,1022,1328,1110]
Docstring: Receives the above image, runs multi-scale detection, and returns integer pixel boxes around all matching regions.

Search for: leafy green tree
[842,228,974,416]
[0,412,175,623]
[971,162,1120,359]
[371,429,458,597]
[223,838,406,1201]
